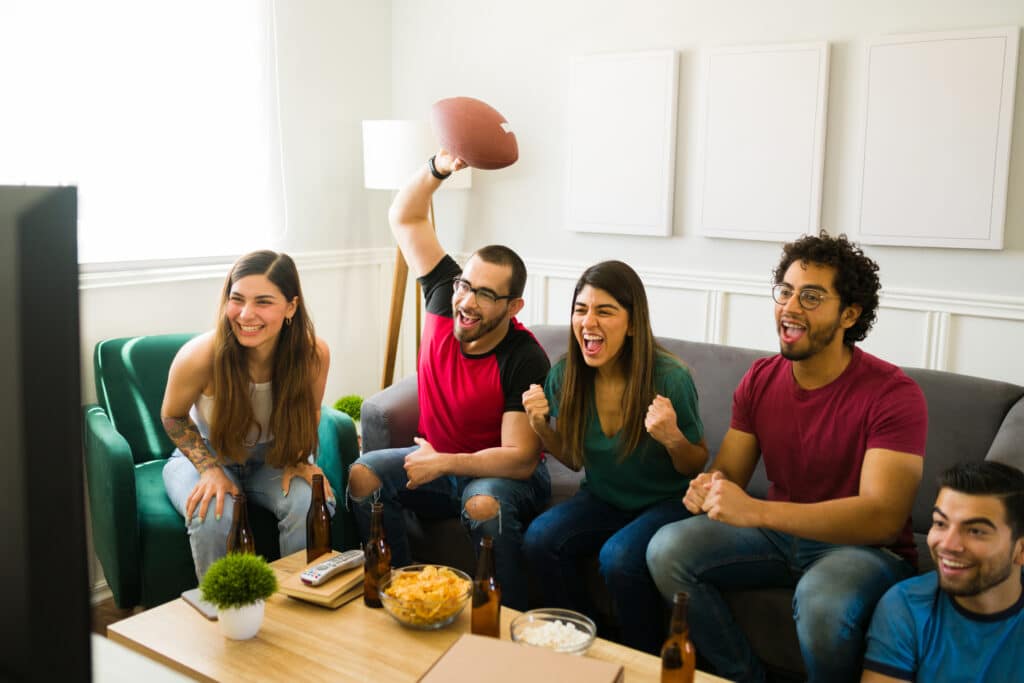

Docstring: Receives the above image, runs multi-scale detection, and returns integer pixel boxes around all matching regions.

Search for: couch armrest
[361,374,419,453]
[82,404,142,608]
[315,405,361,550]
[986,395,1024,470]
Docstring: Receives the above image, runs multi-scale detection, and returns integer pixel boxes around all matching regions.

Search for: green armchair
[83,333,360,609]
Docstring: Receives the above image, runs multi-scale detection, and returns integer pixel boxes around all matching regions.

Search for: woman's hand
[645,394,684,446]
[282,460,335,502]
[186,467,239,523]
[434,148,468,175]
[522,384,551,435]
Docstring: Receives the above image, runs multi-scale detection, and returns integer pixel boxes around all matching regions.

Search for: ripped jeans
[348,445,550,610]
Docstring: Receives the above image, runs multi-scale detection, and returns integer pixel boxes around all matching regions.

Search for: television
[0,186,91,681]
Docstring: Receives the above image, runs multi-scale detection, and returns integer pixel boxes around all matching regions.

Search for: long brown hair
[558,261,666,469]
[209,250,320,467]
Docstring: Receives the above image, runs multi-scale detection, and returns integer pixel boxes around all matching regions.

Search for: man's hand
[282,460,335,502]
[645,394,684,447]
[185,467,238,523]
[404,437,448,489]
[522,384,550,434]
[704,475,764,527]
[683,471,716,514]
[433,149,468,176]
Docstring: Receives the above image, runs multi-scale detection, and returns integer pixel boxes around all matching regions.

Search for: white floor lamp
[362,120,471,388]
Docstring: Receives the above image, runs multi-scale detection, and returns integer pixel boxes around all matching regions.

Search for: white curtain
[0,0,285,263]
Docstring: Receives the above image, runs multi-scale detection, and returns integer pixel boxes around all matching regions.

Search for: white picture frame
[695,42,830,242]
[566,50,678,236]
[856,27,1019,250]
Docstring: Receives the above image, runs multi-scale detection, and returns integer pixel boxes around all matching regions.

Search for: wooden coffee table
[108,551,726,682]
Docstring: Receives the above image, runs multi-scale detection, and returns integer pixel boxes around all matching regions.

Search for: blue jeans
[348,445,551,610]
[646,515,915,683]
[163,442,335,579]
[523,488,691,654]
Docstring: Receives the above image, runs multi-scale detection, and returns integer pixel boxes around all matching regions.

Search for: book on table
[278,551,364,609]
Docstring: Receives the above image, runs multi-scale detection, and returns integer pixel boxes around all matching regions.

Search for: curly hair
[773,231,881,344]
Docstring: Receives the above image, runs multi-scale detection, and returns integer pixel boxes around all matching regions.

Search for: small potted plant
[200,553,278,640]
[334,394,364,448]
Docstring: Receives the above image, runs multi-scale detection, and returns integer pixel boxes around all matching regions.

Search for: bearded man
[347,150,550,610]
[647,231,928,683]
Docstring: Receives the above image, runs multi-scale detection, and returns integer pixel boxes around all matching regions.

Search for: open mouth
[235,323,264,337]
[938,557,973,576]
[581,333,604,356]
[780,320,806,344]
[457,310,481,329]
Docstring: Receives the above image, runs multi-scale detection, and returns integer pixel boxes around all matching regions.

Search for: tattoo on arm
[162,416,218,474]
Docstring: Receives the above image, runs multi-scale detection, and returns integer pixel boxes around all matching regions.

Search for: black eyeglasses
[452,278,515,306]
[771,284,839,310]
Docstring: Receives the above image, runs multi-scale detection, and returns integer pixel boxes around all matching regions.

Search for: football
[430,96,518,170]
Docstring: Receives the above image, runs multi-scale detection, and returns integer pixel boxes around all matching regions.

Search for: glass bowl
[378,564,472,630]
[509,608,597,655]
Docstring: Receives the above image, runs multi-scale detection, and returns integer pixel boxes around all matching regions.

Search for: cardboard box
[278,551,364,609]
[418,634,624,683]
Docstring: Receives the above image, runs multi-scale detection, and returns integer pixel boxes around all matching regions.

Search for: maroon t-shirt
[732,346,927,563]
[415,256,550,456]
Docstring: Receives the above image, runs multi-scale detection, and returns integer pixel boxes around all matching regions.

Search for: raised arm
[387,150,468,277]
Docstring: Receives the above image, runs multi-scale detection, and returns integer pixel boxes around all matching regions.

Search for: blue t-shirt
[863,570,1024,682]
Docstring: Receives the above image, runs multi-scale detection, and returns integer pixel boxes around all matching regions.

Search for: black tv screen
[0,186,90,681]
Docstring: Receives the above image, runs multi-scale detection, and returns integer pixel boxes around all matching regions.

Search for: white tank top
[189,381,273,446]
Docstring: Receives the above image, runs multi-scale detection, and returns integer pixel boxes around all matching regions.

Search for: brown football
[430,97,518,170]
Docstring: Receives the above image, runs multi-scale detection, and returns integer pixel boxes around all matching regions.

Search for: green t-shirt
[544,353,704,511]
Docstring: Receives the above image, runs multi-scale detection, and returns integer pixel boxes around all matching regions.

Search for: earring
[285,317,293,326]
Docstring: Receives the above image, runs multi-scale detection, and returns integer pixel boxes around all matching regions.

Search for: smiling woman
[159,250,333,579]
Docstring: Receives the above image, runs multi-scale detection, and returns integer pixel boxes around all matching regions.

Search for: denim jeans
[522,488,691,654]
[348,445,551,610]
[646,515,915,683]
[163,442,335,579]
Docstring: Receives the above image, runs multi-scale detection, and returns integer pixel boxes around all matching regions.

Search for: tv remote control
[300,549,365,586]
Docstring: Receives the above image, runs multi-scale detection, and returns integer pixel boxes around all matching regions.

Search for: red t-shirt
[732,346,928,563]
[416,256,550,456]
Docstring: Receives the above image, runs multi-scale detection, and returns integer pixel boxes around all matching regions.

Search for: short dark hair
[773,231,881,344]
[471,244,527,298]
[938,461,1024,541]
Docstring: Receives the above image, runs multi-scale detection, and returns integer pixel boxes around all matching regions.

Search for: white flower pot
[218,600,265,640]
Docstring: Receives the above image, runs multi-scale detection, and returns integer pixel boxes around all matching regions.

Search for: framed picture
[696,42,830,242]
[566,50,678,236]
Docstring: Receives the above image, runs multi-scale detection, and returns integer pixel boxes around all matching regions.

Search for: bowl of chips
[510,608,597,655]
[378,564,473,630]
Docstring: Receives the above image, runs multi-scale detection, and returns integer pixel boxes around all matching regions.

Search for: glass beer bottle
[471,536,501,637]
[363,502,391,608]
[661,591,696,683]
[306,474,332,563]
[226,492,255,554]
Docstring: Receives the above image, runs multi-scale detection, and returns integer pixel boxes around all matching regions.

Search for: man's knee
[464,494,500,521]
[348,463,381,499]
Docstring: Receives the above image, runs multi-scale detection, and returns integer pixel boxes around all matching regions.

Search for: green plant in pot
[334,394,364,444]
[200,553,278,640]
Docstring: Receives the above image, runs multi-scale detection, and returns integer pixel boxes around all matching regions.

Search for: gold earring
[285,317,293,326]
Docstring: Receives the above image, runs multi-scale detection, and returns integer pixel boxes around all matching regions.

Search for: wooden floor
[92,597,142,636]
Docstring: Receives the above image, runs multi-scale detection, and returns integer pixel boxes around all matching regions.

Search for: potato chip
[381,565,471,626]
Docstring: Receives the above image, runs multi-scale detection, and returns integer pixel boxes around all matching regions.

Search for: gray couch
[361,323,1024,680]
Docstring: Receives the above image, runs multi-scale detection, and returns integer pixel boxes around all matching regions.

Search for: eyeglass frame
[452,277,516,306]
[771,283,842,311]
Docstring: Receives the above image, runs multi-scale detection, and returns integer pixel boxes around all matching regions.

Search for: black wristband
[428,155,452,180]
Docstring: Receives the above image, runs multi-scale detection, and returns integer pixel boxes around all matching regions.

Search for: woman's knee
[348,463,382,499]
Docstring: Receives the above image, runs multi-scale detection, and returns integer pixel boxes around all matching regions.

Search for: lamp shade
[362,120,471,190]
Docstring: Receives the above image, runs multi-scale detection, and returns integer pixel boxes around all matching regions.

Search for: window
[0,0,285,263]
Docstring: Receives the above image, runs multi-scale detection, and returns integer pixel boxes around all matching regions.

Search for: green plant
[200,553,278,610]
[333,394,363,422]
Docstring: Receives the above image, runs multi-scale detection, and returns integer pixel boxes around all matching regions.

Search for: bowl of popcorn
[509,608,597,655]
[379,564,472,630]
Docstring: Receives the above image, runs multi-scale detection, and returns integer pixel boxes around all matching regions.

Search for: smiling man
[646,231,928,683]
[347,150,550,610]
[862,461,1024,683]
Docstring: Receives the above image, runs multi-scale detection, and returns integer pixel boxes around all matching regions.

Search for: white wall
[390,0,1024,384]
